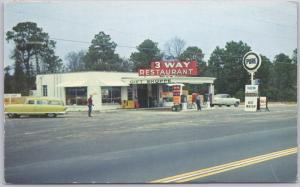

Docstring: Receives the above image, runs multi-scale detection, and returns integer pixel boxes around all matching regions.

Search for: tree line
[4,22,297,101]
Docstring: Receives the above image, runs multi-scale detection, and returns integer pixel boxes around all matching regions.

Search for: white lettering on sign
[154,61,160,68]
[165,63,175,68]
[183,61,191,68]
[243,51,261,73]
[245,85,258,93]
[130,79,171,84]
[139,69,145,76]
[157,61,192,68]
[245,96,257,112]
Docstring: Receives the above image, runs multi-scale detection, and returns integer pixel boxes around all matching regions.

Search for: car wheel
[47,113,57,118]
[9,114,20,118]
[227,105,230,107]
[234,102,240,107]
[7,114,14,118]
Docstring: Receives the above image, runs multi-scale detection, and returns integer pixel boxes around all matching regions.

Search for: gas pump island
[243,51,266,112]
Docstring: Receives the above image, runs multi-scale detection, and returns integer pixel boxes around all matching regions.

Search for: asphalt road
[4,104,298,184]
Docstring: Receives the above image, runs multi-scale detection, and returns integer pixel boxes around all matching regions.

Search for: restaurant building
[36,71,216,111]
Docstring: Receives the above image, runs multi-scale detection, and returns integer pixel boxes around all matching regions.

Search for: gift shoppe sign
[138,61,198,76]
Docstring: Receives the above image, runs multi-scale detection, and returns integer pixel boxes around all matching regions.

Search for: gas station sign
[243,52,261,73]
[243,51,262,112]
[245,85,258,112]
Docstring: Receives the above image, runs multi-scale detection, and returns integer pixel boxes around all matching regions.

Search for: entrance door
[137,85,148,108]
[151,84,159,107]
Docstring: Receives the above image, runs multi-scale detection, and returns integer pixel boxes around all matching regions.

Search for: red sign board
[139,61,198,76]
[172,85,181,104]
[151,61,197,69]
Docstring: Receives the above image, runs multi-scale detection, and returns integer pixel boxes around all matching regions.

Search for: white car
[212,94,240,107]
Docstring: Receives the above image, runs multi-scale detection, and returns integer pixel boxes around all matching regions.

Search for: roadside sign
[259,96,269,111]
[245,85,258,94]
[245,97,257,112]
[243,51,261,73]
[245,84,258,112]
[260,97,266,108]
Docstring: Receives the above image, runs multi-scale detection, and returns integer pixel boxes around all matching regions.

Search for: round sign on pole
[243,51,261,73]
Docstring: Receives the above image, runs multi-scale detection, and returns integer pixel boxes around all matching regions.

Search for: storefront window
[101,87,121,104]
[162,85,172,92]
[65,87,87,105]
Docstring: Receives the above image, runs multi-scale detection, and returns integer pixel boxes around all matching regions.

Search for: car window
[48,100,63,105]
[36,100,48,105]
[27,100,35,104]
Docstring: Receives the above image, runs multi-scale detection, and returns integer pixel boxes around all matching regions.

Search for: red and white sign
[138,61,198,76]
[173,85,181,104]
[260,97,267,108]
[138,68,197,76]
[150,61,197,69]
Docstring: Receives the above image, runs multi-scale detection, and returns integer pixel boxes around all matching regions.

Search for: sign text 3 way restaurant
[138,61,198,76]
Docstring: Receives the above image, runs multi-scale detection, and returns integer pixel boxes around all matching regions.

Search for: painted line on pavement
[150,147,297,183]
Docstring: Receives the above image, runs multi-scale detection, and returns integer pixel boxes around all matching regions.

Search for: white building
[36,71,215,111]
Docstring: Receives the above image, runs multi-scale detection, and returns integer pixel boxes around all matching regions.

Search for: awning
[98,80,129,87]
[56,80,87,87]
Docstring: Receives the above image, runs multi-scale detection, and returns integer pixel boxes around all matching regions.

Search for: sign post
[243,51,261,112]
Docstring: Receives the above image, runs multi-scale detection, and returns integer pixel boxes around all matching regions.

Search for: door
[151,84,159,107]
[137,84,148,108]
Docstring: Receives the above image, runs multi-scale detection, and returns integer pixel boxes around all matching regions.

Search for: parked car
[212,94,240,107]
[5,97,67,118]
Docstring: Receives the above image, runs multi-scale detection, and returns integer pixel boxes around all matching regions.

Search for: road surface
[4,104,298,183]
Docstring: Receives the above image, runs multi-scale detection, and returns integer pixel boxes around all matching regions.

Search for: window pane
[37,100,48,105]
[66,87,87,105]
[101,87,121,104]
[112,87,121,104]
[101,87,111,103]
[27,100,35,104]
[48,100,63,105]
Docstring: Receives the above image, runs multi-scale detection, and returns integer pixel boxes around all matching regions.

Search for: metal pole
[251,72,254,85]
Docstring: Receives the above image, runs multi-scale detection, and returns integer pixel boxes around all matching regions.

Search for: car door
[48,100,65,113]
[35,100,50,114]
[21,99,36,114]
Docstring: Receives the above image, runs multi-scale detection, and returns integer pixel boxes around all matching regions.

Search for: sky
[3,0,297,67]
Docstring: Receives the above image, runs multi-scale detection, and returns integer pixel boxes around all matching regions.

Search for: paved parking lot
[4,104,297,183]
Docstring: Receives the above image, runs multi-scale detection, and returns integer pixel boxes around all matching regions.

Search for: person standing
[87,95,94,117]
[196,94,201,111]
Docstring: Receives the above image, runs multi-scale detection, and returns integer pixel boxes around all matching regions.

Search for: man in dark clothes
[87,95,94,117]
[196,94,201,111]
